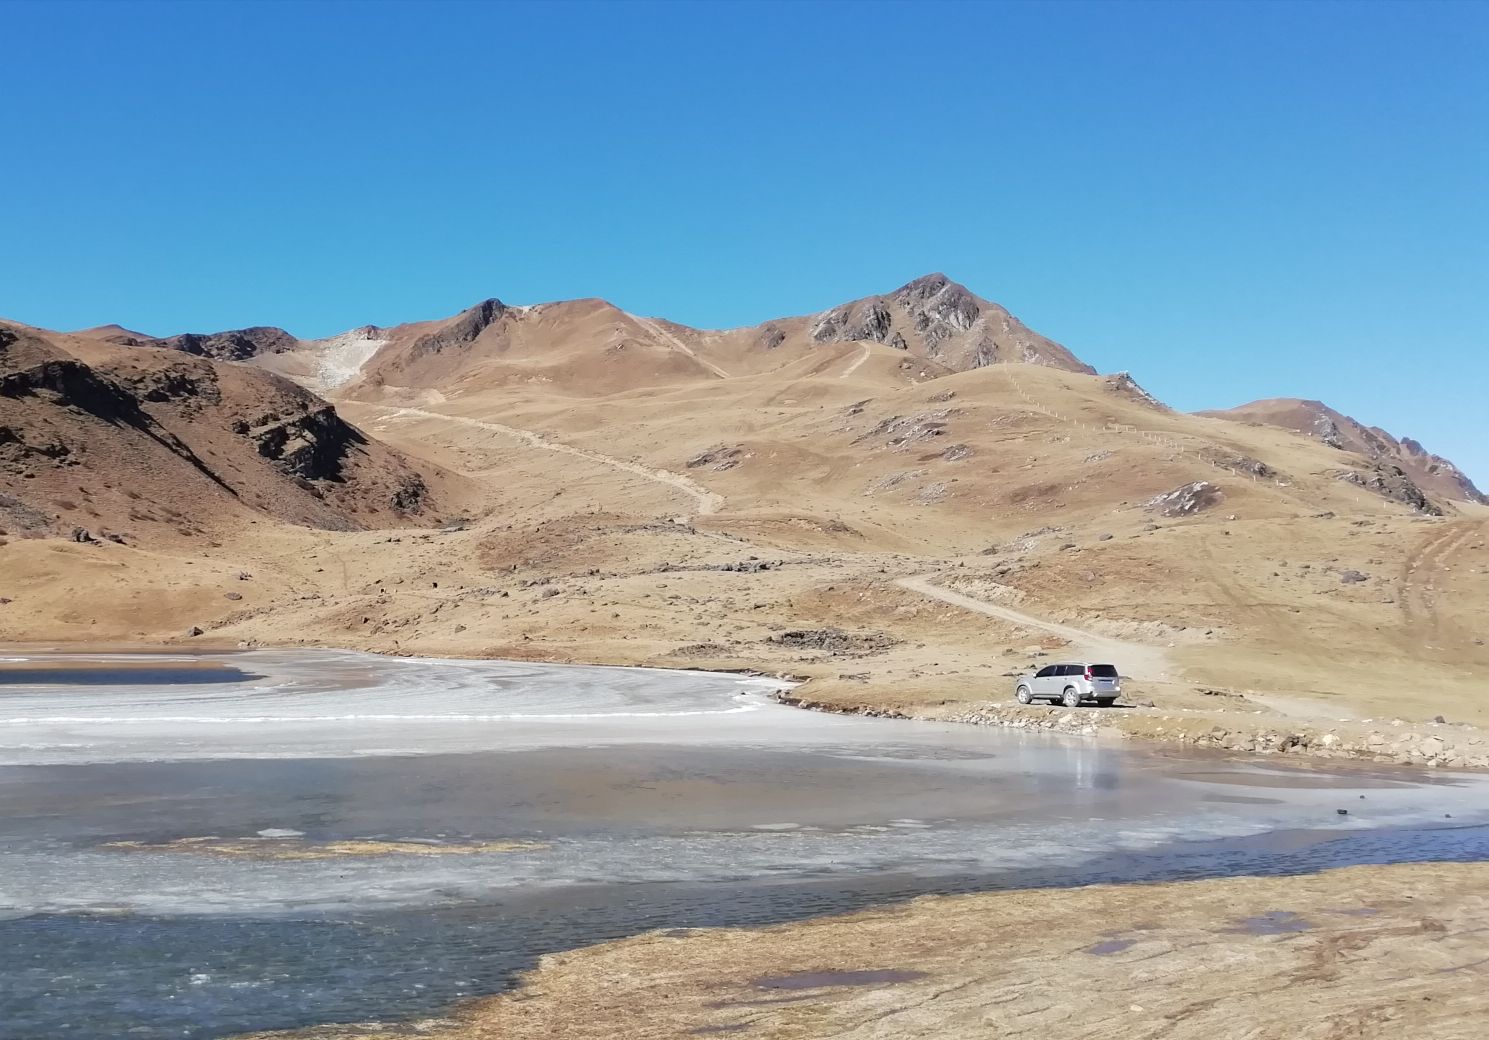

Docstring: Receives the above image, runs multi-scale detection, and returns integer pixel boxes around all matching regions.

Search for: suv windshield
[1089,664,1119,677]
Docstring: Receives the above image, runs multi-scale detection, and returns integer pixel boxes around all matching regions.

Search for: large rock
[1147,481,1223,517]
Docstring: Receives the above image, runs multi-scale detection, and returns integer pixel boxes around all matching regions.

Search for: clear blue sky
[4,1,1485,482]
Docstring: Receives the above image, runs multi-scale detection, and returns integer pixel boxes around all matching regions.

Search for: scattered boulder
[1339,570,1369,584]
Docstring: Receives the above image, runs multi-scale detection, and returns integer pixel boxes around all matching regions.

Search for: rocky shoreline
[774,688,1489,771]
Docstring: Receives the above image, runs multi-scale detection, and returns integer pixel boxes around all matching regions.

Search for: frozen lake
[3,649,1488,1039]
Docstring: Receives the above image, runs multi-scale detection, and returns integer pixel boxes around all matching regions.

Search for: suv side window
[1035,666,1055,678]
[1056,665,1075,677]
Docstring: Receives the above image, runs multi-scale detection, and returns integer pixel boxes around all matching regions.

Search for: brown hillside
[3,282,1486,766]
[0,323,470,543]
[1199,398,1485,505]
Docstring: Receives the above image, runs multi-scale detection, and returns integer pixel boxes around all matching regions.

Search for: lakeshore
[3,648,1488,1039]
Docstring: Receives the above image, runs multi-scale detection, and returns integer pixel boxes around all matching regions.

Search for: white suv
[1015,663,1121,708]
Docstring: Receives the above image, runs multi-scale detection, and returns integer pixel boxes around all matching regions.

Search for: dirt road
[895,575,1173,680]
[387,407,726,516]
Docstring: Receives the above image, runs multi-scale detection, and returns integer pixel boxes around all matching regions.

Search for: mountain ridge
[12,273,1482,502]
[1198,397,1485,506]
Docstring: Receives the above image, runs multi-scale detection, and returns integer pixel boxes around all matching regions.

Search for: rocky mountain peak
[807,274,1094,375]
[405,298,509,361]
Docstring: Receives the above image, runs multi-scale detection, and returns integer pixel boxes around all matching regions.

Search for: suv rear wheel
[1062,687,1081,708]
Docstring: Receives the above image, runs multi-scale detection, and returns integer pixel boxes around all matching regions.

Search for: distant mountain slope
[74,322,300,361]
[1197,398,1484,505]
[791,273,1094,374]
[0,323,467,541]
[290,273,1094,400]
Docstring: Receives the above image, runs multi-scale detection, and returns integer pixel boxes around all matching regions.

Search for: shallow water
[2,649,1486,1040]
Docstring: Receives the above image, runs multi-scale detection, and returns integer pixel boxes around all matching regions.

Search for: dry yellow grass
[240,861,1489,1040]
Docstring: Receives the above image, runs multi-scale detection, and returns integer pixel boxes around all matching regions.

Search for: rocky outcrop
[241,405,364,482]
[1103,372,1168,411]
[1399,437,1487,505]
[854,410,956,451]
[1147,480,1223,517]
[162,326,298,362]
[1334,464,1441,515]
[890,274,980,353]
[0,327,230,488]
[768,628,896,656]
[686,445,750,471]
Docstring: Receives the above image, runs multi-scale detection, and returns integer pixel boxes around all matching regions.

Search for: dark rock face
[1334,465,1442,515]
[892,274,980,354]
[757,324,787,350]
[849,303,894,343]
[1204,449,1278,480]
[408,298,507,359]
[244,405,365,482]
[112,362,224,417]
[389,476,428,514]
[0,334,225,488]
[162,327,298,362]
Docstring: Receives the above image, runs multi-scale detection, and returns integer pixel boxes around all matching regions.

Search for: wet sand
[239,861,1489,1040]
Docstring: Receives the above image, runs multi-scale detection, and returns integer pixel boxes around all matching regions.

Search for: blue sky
[3,1,1485,482]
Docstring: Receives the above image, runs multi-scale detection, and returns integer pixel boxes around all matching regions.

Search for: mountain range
[3,273,1486,749]
[45,273,1478,507]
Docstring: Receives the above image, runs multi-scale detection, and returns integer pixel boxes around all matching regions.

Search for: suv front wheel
[1016,685,1032,704]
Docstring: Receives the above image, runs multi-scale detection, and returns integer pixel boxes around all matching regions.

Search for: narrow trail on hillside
[838,343,872,379]
[895,576,1173,681]
[1401,517,1486,642]
[627,314,731,379]
[386,407,726,516]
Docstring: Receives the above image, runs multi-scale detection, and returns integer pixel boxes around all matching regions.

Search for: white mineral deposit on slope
[306,327,390,391]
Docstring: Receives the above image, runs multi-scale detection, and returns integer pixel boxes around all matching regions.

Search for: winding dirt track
[1401,518,1484,639]
[387,407,725,516]
[627,314,731,379]
[895,575,1172,680]
[838,343,872,379]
